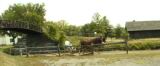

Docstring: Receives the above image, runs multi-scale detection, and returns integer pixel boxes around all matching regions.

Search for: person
[65,40,72,47]
[64,40,72,52]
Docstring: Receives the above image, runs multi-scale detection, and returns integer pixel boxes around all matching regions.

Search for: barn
[125,20,160,38]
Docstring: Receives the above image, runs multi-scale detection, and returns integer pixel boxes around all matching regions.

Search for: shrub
[104,39,160,51]
[0,45,12,54]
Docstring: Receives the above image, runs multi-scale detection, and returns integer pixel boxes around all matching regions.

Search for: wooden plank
[80,42,126,47]
[108,42,126,44]
[27,46,58,49]
[31,50,57,52]
[25,46,60,57]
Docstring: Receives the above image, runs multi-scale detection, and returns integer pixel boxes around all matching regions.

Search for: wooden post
[78,45,81,55]
[82,45,85,55]
[125,38,129,54]
[19,48,22,56]
[91,43,94,55]
[26,47,29,57]
[57,44,61,57]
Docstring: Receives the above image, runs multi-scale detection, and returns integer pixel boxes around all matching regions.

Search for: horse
[79,36,106,54]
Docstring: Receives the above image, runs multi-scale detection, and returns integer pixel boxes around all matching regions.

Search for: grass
[0,52,17,66]
[0,45,12,53]
[105,38,160,50]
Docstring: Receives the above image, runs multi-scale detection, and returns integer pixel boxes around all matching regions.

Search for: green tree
[58,31,66,49]
[65,25,81,36]
[46,20,81,36]
[81,23,93,36]
[43,21,59,41]
[115,24,122,38]
[121,28,129,40]
[46,25,57,40]
[81,13,110,37]
[114,24,128,39]
[98,16,109,34]
[1,3,45,26]
[44,21,66,49]
[106,25,115,39]
[56,20,68,31]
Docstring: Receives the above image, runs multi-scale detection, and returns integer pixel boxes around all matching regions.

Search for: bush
[0,45,12,54]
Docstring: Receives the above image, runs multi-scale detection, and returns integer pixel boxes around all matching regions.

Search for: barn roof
[125,20,160,31]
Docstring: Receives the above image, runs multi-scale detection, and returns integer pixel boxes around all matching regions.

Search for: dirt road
[41,50,160,66]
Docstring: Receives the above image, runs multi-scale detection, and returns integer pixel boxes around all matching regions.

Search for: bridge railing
[0,20,42,33]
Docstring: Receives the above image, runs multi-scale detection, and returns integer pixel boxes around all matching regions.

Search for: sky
[1,0,160,27]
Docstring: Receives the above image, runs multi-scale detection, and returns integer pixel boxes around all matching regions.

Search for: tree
[114,24,128,39]
[0,3,45,45]
[121,28,129,40]
[98,16,110,34]
[80,13,110,37]
[106,25,115,39]
[65,25,81,36]
[115,24,122,38]
[44,21,66,49]
[45,20,81,36]
[46,24,58,40]
[56,20,68,31]
[81,23,94,36]
[1,3,45,26]
[58,31,66,49]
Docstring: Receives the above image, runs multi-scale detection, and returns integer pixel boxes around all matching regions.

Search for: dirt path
[42,58,106,66]
[41,57,160,66]
[40,50,160,66]
[107,57,160,66]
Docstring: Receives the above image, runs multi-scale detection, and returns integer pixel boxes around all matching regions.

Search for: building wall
[0,35,12,45]
[0,35,20,45]
[129,30,160,38]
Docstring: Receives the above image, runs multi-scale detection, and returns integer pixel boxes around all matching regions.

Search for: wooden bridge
[0,20,60,56]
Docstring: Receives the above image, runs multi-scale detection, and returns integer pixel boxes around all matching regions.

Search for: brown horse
[79,36,106,54]
[80,36,106,45]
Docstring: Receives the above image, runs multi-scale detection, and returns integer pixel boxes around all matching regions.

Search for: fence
[10,45,61,57]
[79,40,129,55]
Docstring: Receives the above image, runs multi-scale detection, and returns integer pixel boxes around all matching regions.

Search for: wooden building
[125,20,160,38]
